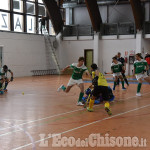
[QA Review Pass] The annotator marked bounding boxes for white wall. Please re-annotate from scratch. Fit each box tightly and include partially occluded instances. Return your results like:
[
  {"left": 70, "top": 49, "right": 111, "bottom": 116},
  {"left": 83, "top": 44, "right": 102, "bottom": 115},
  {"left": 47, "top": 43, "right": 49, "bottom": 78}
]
[
  {"left": 57, "top": 38, "right": 93, "bottom": 68},
  {"left": 0, "top": 31, "right": 55, "bottom": 77},
  {"left": 0, "top": 31, "right": 148, "bottom": 78},
  {"left": 100, "top": 38, "right": 136, "bottom": 74},
  {"left": 56, "top": 36, "right": 136, "bottom": 75},
  {"left": 142, "top": 39, "right": 150, "bottom": 54}
]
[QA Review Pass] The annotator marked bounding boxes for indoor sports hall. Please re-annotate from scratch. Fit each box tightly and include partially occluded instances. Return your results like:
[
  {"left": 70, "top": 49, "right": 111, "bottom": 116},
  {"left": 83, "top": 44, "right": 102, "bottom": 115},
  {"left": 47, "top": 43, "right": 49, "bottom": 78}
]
[{"left": 0, "top": 0, "right": 150, "bottom": 150}]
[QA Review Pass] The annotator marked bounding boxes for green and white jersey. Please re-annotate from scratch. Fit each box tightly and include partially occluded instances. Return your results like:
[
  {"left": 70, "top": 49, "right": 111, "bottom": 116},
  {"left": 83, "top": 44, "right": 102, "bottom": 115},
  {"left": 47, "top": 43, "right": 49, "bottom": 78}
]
[
  {"left": 70, "top": 63, "right": 87, "bottom": 80},
  {"left": 111, "top": 62, "right": 123, "bottom": 73},
  {"left": 0, "top": 68, "right": 11, "bottom": 77},
  {"left": 134, "top": 59, "right": 148, "bottom": 74}
]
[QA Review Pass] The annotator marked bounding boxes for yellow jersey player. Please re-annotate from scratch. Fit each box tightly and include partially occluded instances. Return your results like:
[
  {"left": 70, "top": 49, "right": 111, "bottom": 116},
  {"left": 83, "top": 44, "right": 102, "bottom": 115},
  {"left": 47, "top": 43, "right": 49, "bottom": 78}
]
[{"left": 87, "top": 63, "right": 112, "bottom": 116}]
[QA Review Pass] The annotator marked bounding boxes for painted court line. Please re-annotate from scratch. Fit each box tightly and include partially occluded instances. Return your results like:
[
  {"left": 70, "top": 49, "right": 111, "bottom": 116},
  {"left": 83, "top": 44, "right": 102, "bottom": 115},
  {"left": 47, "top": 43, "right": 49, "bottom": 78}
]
[
  {"left": 117, "top": 92, "right": 150, "bottom": 101},
  {"left": 12, "top": 103, "right": 150, "bottom": 150},
  {"left": 1, "top": 88, "right": 149, "bottom": 133},
  {"left": 0, "top": 92, "right": 150, "bottom": 137},
  {"left": 0, "top": 119, "right": 28, "bottom": 122},
  {"left": 2, "top": 91, "right": 148, "bottom": 132},
  {"left": 0, "top": 108, "right": 85, "bottom": 131},
  {"left": 3, "top": 121, "right": 36, "bottom": 150}
]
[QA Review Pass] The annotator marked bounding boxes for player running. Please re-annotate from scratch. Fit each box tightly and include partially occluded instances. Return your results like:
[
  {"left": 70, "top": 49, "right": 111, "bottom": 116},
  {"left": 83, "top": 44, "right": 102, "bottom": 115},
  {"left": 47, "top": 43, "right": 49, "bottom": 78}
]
[
  {"left": 133, "top": 53, "right": 150, "bottom": 96},
  {"left": 57, "top": 57, "right": 92, "bottom": 106}
]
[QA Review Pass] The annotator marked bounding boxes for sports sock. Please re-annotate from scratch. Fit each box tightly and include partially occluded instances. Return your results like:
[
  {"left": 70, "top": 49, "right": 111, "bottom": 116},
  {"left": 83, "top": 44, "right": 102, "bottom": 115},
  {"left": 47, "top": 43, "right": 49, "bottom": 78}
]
[
  {"left": 4, "top": 82, "right": 8, "bottom": 90},
  {"left": 104, "top": 102, "right": 110, "bottom": 109},
  {"left": 137, "top": 83, "right": 142, "bottom": 93},
  {"left": 121, "top": 81, "right": 125, "bottom": 88},
  {"left": 124, "top": 78, "right": 129, "bottom": 85},
  {"left": 61, "top": 85, "right": 66, "bottom": 91},
  {"left": 78, "top": 92, "right": 84, "bottom": 102},
  {"left": 89, "top": 99, "right": 95, "bottom": 109},
  {"left": 0, "top": 82, "right": 3, "bottom": 89},
  {"left": 113, "top": 81, "right": 116, "bottom": 90}
]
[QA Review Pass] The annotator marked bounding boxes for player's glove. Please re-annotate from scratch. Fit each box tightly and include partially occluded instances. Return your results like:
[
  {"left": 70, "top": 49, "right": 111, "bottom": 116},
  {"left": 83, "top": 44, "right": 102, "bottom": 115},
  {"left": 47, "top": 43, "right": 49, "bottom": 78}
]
[{"left": 10, "top": 77, "right": 13, "bottom": 81}]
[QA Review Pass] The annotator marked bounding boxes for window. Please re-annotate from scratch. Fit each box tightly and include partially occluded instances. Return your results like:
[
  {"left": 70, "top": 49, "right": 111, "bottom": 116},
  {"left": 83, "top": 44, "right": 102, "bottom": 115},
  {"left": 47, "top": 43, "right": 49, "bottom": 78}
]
[
  {"left": 49, "top": 20, "right": 55, "bottom": 35},
  {"left": 13, "top": 0, "right": 23, "bottom": 13},
  {"left": 0, "top": 12, "right": 10, "bottom": 31},
  {"left": 27, "top": 15, "right": 36, "bottom": 33},
  {"left": 26, "top": 2, "right": 35, "bottom": 15},
  {"left": 27, "top": 0, "right": 35, "bottom": 2},
  {"left": 0, "top": 0, "right": 55, "bottom": 35},
  {"left": 38, "top": 4, "right": 46, "bottom": 16},
  {"left": 38, "top": 0, "right": 43, "bottom": 4},
  {"left": 0, "top": 0, "right": 10, "bottom": 10},
  {"left": 38, "top": 18, "right": 42, "bottom": 34},
  {"left": 14, "top": 14, "right": 24, "bottom": 32}
]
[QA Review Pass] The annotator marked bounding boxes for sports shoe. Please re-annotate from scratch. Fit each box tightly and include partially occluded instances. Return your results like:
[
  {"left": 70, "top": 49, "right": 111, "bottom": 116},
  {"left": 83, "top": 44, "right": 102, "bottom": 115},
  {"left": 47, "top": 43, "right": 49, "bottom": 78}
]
[
  {"left": 105, "top": 107, "right": 112, "bottom": 116},
  {"left": 3, "top": 89, "right": 8, "bottom": 92},
  {"left": 136, "top": 93, "right": 141, "bottom": 96},
  {"left": 57, "top": 84, "right": 64, "bottom": 92},
  {"left": 87, "top": 107, "right": 94, "bottom": 112},
  {"left": 76, "top": 102, "right": 84, "bottom": 106},
  {"left": 122, "top": 87, "right": 126, "bottom": 90}
]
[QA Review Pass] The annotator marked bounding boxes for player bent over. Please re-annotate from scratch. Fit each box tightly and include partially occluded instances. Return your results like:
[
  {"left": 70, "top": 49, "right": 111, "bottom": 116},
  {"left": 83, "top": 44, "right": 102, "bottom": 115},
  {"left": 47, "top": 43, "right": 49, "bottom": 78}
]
[
  {"left": 133, "top": 53, "right": 150, "bottom": 96},
  {"left": 0, "top": 65, "right": 14, "bottom": 91},
  {"left": 87, "top": 63, "right": 112, "bottom": 116},
  {"left": 111, "top": 57, "right": 126, "bottom": 90},
  {"left": 57, "top": 57, "right": 92, "bottom": 106}
]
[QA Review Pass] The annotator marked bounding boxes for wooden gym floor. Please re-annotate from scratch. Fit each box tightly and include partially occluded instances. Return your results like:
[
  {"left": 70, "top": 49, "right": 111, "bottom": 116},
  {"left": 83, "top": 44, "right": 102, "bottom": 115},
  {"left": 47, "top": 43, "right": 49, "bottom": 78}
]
[{"left": 0, "top": 75, "right": 150, "bottom": 150}]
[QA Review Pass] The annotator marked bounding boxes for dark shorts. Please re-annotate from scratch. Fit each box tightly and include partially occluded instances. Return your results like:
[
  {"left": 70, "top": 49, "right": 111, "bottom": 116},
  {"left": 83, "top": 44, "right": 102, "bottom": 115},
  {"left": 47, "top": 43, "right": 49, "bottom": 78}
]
[{"left": 92, "top": 86, "right": 109, "bottom": 101}]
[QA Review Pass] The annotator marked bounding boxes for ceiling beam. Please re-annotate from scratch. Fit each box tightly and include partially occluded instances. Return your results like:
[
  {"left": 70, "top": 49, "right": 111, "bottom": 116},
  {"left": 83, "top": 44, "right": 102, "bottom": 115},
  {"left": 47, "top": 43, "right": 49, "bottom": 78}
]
[
  {"left": 42, "top": 0, "right": 64, "bottom": 34},
  {"left": 85, "top": 0, "right": 102, "bottom": 32},
  {"left": 129, "top": 0, "right": 144, "bottom": 30}
]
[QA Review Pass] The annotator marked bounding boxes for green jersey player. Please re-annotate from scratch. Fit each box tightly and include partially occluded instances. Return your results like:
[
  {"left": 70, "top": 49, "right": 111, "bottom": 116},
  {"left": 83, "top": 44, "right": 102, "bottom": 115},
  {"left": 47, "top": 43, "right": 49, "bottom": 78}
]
[
  {"left": 57, "top": 57, "right": 92, "bottom": 106},
  {"left": 133, "top": 53, "right": 150, "bottom": 96},
  {"left": 0, "top": 65, "right": 14, "bottom": 91},
  {"left": 111, "top": 56, "right": 126, "bottom": 90}
]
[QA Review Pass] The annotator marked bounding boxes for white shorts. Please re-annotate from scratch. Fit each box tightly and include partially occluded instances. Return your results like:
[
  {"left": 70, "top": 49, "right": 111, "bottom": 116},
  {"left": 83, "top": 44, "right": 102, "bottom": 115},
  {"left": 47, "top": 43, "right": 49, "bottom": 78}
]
[
  {"left": 67, "top": 77, "right": 83, "bottom": 87},
  {"left": 113, "top": 72, "right": 121, "bottom": 77},
  {"left": 135, "top": 73, "right": 148, "bottom": 81}
]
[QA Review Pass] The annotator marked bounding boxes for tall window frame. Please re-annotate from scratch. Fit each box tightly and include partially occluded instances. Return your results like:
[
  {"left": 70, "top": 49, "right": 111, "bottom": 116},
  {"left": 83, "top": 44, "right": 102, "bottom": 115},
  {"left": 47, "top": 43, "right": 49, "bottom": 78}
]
[{"left": 0, "top": 0, "right": 55, "bottom": 35}]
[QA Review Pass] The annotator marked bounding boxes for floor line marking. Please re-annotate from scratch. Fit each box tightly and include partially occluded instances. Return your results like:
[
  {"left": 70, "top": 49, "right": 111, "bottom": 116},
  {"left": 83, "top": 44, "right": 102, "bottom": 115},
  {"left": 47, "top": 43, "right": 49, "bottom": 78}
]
[
  {"left": 12, "top": 103, "right": 150, "bottom": 150},
  {"left": 0, "top": 108, "right": 85, "bottom": 131},
  {"left": 3, "top": 121, "right": 36, "bottom": 150},
  {"left": 117, "top": 92, "right": 150, "bottom": 101},
  {"left": 0, "top": 92, "right": 150, "bottom": 137}
]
